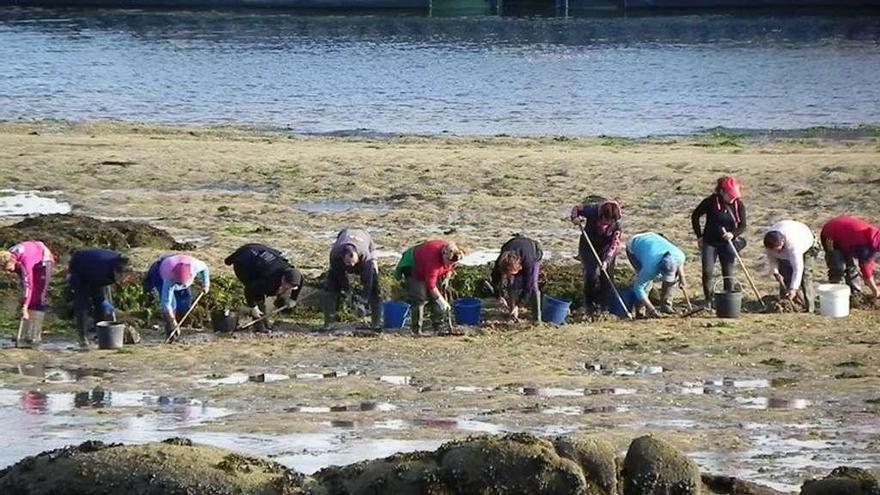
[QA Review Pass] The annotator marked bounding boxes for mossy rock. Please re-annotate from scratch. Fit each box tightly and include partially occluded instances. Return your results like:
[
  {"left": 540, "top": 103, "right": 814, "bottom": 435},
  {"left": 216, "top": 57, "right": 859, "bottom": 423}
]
[
  {"left": 553, "top": 434, "right": 619, "bottom": 495},
  {"left": 436, "top": 433, "right": 593, "bottom": 494},
  {"left": 0, "top": 439, "right": 314, "bottom": 495},
  {"left": 315, "top": 433, "right": 610, "bottom": 494},
  {"left": 800, "top": 466, "right": 880, "bottom": 495},
  {"left": 0, "top": 214, "right": 191, "bottom": 257},
  {"left": 701, "top": 473, "right": 785, "bottom": 495},
  {"left": 622, "top": 435, "right": 700, "bottom": 495},
  {"left": 315, "top": 450, "right": 449, "bottom": 495}
]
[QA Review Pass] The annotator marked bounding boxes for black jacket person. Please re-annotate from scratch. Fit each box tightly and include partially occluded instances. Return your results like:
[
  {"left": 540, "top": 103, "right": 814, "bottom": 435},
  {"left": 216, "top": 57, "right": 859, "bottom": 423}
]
[
  {"left": 224, "top": 244, "right": 302, "bottom": 331},
  {"left": 691, "top": 177, "right": 748, "bottom": 304},
  {"left": 67, "top": 248, "right": 131, "bottom": 347},
  {"left": 491, "top": 235, "right": 543, "bottom": 321},
  {"left": 324, "top": 229, "right": 381, "bottom": 329}
]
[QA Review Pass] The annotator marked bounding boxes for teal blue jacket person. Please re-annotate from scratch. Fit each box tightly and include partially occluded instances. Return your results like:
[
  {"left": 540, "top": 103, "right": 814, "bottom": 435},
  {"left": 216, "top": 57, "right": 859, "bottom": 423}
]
[{"left": 625, "top": 232, "right": 687, "bottom": 317}]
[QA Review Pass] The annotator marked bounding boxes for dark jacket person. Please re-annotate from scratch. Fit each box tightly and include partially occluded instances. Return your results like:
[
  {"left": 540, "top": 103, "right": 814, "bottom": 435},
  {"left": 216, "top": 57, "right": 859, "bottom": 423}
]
[
  {"left": 68, "top": 248, "right": 131, "bottom": 348},
  {"left": 225, "top": 244, "right": 302, "bottom": 331}
]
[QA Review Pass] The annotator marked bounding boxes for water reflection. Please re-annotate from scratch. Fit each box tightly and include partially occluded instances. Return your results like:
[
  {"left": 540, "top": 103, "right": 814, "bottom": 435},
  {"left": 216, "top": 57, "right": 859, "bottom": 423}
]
[{"left": 1, "top": 9, "right": 879, "bottom": 136}]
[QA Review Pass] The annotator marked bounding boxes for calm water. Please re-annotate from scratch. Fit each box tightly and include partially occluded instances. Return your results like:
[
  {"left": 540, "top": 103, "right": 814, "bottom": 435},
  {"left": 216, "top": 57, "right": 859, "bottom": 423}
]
[{"left": 2, "top": 8, "right": 880, "bottom": 136}]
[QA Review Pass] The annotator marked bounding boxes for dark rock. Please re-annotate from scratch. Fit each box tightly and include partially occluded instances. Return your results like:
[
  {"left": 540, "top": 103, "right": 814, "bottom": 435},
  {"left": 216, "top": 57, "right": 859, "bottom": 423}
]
[
  {"left": 801, "top": 466, "right": 879, "bottom": 495},
  {"left": 553, "top": 434, "right": 619, "bottom": 495},
  {"left": 702, "top": 473, "right": 785, "bottom": 494},
  {"left": 315, "top": 433, "right": 610, "bottom": 494},
  {"left": 437, "top": 433, "right": 595, "bottom": 494},
  {"left": 161, "top": 437, "right": 193, "bottom": 447},
  {"left": 622, "top": 435, "right": 700, "bottom": 495},
  {"left": 0, "top": 440, "right": 312, "bottom": 495}
]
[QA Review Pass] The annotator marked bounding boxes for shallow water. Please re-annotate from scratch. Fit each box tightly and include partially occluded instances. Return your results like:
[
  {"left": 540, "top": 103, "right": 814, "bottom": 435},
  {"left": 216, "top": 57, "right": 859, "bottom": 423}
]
[
  {"left": 2, "top": 9, "right": 880, "bottom": 136},
  {"left": 0, "top": 190, "right": 71, "bottom": 216}
]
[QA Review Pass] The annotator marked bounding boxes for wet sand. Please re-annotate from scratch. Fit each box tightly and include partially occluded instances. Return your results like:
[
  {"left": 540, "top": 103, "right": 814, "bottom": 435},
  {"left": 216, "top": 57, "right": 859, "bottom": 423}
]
[{"left": 0, "top": 121, "right": 879, "bottom": 490}]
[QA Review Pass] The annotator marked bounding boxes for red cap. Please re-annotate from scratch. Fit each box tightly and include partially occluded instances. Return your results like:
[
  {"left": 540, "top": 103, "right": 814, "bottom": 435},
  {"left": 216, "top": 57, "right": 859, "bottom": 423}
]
[{"left": 717, "top": 177, "right": 741, "bottom": 200}]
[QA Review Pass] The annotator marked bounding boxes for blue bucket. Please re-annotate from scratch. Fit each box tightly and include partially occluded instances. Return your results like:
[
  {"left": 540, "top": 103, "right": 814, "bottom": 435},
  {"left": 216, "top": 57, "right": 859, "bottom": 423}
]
[
  {"left": 541, "top": 295, "right": 571, "bottom": 325},
  {"left": 610, "top": 286, "right": 637, "bottom": 319},
  {"left": 453, "top": 298, "right": 482, "bottom": 326},
  {"left": 383, "top": 301, "right": 410, "bottom": 329}
]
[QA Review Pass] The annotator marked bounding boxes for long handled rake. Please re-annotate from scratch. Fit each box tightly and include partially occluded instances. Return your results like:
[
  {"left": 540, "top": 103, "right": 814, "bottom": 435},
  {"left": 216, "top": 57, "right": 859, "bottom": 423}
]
[
  {"left": 579, "top": 226, "right": 633, "bottom": 320},
  {"left": 164, "top": 291, "right": 205, "bottom": 344}
]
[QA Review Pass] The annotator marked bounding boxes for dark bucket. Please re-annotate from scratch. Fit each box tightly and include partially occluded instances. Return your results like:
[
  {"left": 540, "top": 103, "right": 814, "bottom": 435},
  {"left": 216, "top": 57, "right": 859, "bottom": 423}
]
[
  {"left": 211, "top": 309, "right": 239, "bottom": 333},
  {"left": 713, "top": 277, "right": 743, "bottom": 318},
  {"left": 96, "top": 321, "right": 125, "bottom": 350}
]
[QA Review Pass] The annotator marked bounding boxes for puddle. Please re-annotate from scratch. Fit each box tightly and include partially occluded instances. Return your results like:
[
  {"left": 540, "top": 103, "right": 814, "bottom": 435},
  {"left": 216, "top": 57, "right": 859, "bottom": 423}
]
[
  {"left": 3, "top": 364, "right": 110, "bottom": 383},
  {"left": 0, "top": 387, "right": 230, "bottom": 469},
  {"left": 287, "top": 402, "right": 397, "bottom": 413},
  {"left": 452, "top": 385, "right": 494, "bottom": 393},
  {"left": 296, "top": 200, "right": 390, "bottom": 214},
  {"left": 459, "top": 250, "right": 499, "bottom": 267},
  {"left": 667, "top": 382, "right": 726, "bottom": 395},
  {"left": 249, "top": 373, "right": 290, "bottom": 383},
  {"left": 721, "top": 378, "right": 770, "bottom": 389},
  {"left": 585, "top": 363, "right": 663, "bottom": 376},
  {"left": 586, "top": 387, "right": 637, "bottom": 396},
  {"left": 736, "top": 397, "right": 812, "bottom": 410},
  {"left": 379, "top": 375, "right": 412, "bottom": 386},
  {"left": 374, "top": 250, "right": 401, "bottom": 260},
  {"left": 520, "top": 387, "right": 584, "bottom": 397},
  {"left": 693, "top": 422, "right": 880, "bottom": 492},
  {"left": 0, "top": 339, "right": 80, "bottom": 351},
  {"left": 373, "top": 417, "right": 505, "bottom": 434},
  {"left": 0, "top": 190, "right": 71, "bottom": 216},
  {"left": 199, "top": 373, "right": 251, "bottom": 386}
]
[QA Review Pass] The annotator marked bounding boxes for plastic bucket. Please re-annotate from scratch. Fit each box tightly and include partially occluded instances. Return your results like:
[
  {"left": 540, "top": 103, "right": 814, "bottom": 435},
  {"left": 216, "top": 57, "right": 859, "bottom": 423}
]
[
  {"left": 817, "top": 283, "right": 850, "bottom": 317},
  {"left": 211, "top": 309, "right": 239, "bottom": 333},
  {"left": 541, "top": 295, "right": 571, "bottom": 325},
  {"left": 713, "top": 277, "right": 743, "bottom": 319},
  {"left": 610, "top": 286, "right": 637, "bottom": 319},
  {"left": 383, "top": 301, "right": 410, "bottom": 329},
  {"left": 96, "top": 321, "right": 125, "bottom": 350},
  {"left": 453, "top": 298, "right": 482, "bottom": 326}
]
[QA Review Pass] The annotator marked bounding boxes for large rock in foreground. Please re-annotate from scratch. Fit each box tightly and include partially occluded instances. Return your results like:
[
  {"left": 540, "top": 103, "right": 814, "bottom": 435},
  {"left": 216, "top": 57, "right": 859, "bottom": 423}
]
[
  {"left": 622, "top": 435, "right": 701, "bottom": 495},
  {"left": 0, "top": 438, "right": 312, "bottom": 495},
  {"left": 0, "top": 433, "right": 795, "bottom": 495},
  {"left": 800, "top": 466, "right": 880, "bottom": 495},
  {"left": 314, "top": 432, "right": 615, "bottom": 495}
]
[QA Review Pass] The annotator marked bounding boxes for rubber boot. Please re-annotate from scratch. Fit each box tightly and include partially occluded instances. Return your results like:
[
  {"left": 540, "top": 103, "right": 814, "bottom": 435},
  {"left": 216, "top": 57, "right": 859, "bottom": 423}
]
[
  {"left": 411, "top": 302, "right": 425, "bottom": 336},
  {"left": 658, "top": 282, "right": 676, "bottom": 314},
  {"left": 17, "top": 319, "right": 31, "bottom": 348},
  {"left": 28, "top": 311, "right": 45, "bottom": 345},
  {"left": 323, "top": 291, "right": 338, "bottom": 329}
]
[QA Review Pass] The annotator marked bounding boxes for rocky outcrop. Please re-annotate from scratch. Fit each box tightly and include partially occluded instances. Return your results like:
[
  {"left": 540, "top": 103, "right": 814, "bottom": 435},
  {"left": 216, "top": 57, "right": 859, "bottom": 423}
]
[
  {"left": 0, "top": 438, "right": 314, "bottom": 495},
  {"left": 622, "top": 435, "right": 701, "bottom": 495},
  {"left": 800, "top": 466, "right": 879, "bottom": 495}
]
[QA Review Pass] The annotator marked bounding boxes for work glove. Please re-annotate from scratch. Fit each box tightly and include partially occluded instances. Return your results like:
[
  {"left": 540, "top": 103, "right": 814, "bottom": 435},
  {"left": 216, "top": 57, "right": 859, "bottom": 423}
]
[
  {"left": 249, "top": 306, "right": 263, "bottom": 319},
  {"left": 274, "top": 296, "right": 295, "bottom": 310},
  {"left": 100, "top": 300, "right": 115, "bottom": 314},
  {"left": 435, "top": 296, "right": 451, "bottom": 314}
]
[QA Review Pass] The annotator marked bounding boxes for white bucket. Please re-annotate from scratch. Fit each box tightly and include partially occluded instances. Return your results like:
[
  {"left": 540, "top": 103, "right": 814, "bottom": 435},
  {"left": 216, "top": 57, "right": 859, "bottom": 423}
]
[{"left": 816, "top": 283, "right": 851, "bottom": 317}]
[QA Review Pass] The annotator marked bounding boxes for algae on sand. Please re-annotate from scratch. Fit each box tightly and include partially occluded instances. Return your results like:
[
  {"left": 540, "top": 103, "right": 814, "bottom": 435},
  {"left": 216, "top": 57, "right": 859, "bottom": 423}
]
[{"left": 0, "top": 214, "right": 192, "bottom": 256}]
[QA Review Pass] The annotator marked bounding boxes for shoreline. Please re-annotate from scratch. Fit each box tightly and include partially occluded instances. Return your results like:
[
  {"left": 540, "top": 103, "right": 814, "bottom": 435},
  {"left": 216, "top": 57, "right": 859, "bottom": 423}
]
[{"left": 5, "top": 118, "right": 880, "bottom": 142}]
